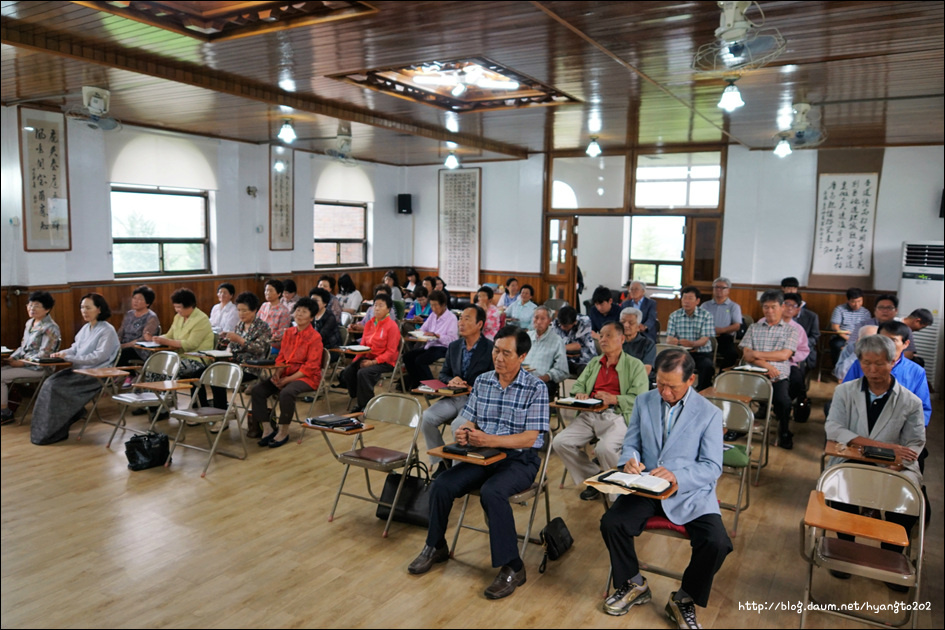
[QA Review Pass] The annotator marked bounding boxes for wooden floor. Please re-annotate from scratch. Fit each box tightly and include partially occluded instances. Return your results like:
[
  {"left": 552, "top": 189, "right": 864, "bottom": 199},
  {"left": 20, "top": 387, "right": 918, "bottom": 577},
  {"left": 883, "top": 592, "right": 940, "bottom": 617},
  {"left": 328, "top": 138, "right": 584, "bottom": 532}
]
[{"left": 2, "top": 380, "right": 942, "bottom": 629}]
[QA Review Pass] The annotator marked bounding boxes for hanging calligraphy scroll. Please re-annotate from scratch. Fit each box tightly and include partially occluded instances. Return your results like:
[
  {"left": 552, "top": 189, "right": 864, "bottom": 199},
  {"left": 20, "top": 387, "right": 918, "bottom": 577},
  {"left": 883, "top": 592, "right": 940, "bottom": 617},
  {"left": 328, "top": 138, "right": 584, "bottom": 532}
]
[
  {"left": 19, "top": 108, "right": 71, "bottom": 251},
  {"left": 811, "top": 173, "right": 878, "bottom": 277},
  {"left": 269, "top": 145, "right": 294, "bottom": 250},
  {"left": 438, "top": 168, "right": 481, "bottom": 292}
]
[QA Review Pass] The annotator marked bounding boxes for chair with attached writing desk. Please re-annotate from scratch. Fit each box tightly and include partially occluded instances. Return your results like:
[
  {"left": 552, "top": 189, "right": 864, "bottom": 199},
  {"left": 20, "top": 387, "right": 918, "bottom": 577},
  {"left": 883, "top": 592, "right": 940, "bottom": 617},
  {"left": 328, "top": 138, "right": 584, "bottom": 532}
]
[
  {"left": 378, "top": 335, "right": 407, "bottom": 394},
  {"left": 713, "top": 370, "right": 772, "bottom": 485},
  {"left": 166, "top": 362, "right": 246, "bottom": 477},
  {"left": 106, "top": 351, "right": 181, "bottom": 448},
  {"left": 799, "top": 463, "right": 924, "bottom": 629},
  {"left": 449, "top": 433, "right": 553, "bottom": 566},
  {"left": 326, "top": 393, "right": 423, "bottom": 537},
  {"left": 705, "top": 396, "right": 753, "bottom": 537}
]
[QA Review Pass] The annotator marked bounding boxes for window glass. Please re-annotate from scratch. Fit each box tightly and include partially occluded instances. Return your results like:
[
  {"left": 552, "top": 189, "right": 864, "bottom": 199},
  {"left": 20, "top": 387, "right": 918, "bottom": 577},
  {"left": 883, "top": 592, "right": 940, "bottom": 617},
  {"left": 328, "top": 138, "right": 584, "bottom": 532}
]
[
  {"left": 314, "top": 201, "right": 367, "bottom": 267},
  {"left": 634, "top": 151, "right": 721, "bottom": 208}
]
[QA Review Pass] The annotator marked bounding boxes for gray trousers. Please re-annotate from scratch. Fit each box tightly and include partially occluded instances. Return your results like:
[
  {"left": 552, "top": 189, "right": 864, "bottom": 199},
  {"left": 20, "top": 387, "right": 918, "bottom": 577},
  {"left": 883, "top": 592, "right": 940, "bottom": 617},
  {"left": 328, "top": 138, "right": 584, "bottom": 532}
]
[
  {"left": 1, "top": 366, "right": 44, "bottom": 408},
  {"left": 553, "top": 409, "right": 627, "bottom": 485},
  {"left": 421, "top": 395, "right": 471, "bottom": 467}
]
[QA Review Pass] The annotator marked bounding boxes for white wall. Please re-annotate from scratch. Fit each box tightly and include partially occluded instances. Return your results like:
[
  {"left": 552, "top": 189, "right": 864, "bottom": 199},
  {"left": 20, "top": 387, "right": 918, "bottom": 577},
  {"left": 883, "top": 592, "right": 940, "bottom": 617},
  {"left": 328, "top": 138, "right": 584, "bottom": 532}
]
[
  {"left": 721, "top": 145, "right": 943, "bottom": 290},
  {"left": 576, "top": 215, "right": 626, "bottom": 290},
  {"left": 401, "top": 154, "right": 545, "bottom": 274}
]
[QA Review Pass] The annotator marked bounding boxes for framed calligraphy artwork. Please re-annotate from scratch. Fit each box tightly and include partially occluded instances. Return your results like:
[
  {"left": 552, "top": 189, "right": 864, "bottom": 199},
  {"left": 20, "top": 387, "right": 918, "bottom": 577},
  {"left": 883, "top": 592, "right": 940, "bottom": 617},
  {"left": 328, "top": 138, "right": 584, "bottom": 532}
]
[
  {"left": 19, "top": 108, "right": 71, "bottom": 251},
  {"left": 269, "top": 145, "right": 294, "bottom": 250},
  {"left": 811, "top": 173, "right": 878, "bottom": 277},
  {"left": 438, "top": 168, "right": 481, "bottom": 292}
]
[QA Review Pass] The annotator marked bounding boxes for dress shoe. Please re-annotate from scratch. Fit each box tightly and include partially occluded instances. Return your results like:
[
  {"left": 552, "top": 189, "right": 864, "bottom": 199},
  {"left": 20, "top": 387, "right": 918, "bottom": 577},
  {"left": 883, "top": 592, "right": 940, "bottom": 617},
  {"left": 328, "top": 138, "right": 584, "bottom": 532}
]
[
  {"left": 830, "top": 570, "right": 851, "bottom": 579},
  {"left": 886, "top": 582, "right": 909, "bottom": 593},
  {"left": 257, "top": 431, "right": 277, "bottom": 447},
  {"left": 246, "top": 424, "right": 262, "bottom": 439},
  {"left": 268, "top": 434, "right": 290, "bottom": 448},
  {"left": 778, "top": 434, "right": 794, "bottom": 450},
  {"left": 408, "top": 545, "right": 449, "bottom": 575},
  {"left": 723, "top": 430, "right": 745, "bottom": 442},
  {"left": 484, "top": 565, "right": 526, "bottom": 599},
  {"left": 131, "top": 407, "right": 148, "bottom": 416},
  {"left": 0, "top": 409, "right": 14, "bottom": 425},
  {"left": 580, "top": 486, "right": 601, "bottom": 501},
  {"left": 603, "top": 578, "right": 651, "bottom": 616}
]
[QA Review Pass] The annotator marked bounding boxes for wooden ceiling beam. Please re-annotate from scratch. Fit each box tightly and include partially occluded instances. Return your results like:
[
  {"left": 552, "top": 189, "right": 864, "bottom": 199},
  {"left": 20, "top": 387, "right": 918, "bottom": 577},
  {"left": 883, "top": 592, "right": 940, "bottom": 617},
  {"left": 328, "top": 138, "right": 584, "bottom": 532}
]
[{"left": 0, "top": 18, "right": 530, "bottom": 159}]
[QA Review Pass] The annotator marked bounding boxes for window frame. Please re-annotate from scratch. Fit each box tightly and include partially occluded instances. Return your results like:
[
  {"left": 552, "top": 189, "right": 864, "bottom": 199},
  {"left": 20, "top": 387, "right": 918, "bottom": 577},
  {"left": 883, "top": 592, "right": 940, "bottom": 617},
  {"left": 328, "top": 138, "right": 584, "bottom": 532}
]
[
  {"left": 110, "top": 185, "right": 210, "bottom": 277},
  {"left": 313, "top": 200, "right": 368, "bottom": 268}
]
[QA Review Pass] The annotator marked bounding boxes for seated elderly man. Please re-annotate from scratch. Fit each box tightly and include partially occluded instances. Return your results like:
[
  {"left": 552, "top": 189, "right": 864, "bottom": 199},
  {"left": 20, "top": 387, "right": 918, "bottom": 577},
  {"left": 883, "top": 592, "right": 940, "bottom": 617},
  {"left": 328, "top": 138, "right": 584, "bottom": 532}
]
[
  {"left": 524, "top": 306, "right": 569, "bottom": 402},
  {"left": 620, "top": 307, "right": 656, "bottom": 376},
  {"left": 600, "top": 348, "right": 732, "bottom": 626},
  {"left": 554, "top": 321, "right": 648, "bottom": 501},
  {"left": 551, "top": 305, "right": 596, "bottom": 375},
  {"left": 403, "top": 290, "right": 457, "bottom": 390},
  {"left": 780, "top": 293, "right": 810, "bottom": 420},
  {"left": 421, "top": 306, "right": 494, "bottom": 475},
  {"left": 739, "top": 290, "right": 799, "bottom": 449},
  {"left": 700, "top": 276, "right": 742, "bottom": 369},
  {"left": 408, "top": 327, "right": 549, "bottom": 600},
  {"left": 666, "top": 286, "right": 715, "bottom": 391},
  {"left": 619, "top": 280, "right": 658, "bottom": 342},
  {"left": 825, "top": 334, "right": 925, "bottom": 573}
]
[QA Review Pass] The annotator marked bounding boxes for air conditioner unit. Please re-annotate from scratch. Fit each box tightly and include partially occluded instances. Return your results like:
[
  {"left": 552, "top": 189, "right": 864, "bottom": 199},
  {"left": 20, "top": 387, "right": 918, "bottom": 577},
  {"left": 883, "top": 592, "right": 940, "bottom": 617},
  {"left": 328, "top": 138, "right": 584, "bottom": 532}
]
[{"left": 898, "top": 241, "right": 944, "bottom": 396}]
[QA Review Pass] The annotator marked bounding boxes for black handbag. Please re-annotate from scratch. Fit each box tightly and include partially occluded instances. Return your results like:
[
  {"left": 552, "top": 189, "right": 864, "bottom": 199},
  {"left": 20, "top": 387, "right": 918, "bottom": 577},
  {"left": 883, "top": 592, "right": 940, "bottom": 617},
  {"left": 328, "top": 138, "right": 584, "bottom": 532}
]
[
  {"left": 538, "top": 516, "right": 573, "bottom": 573},
  {"left": 125, "top": 431, "right": 169, "bottom": 471},
  {"left": 375, "top": 461, "right": 432, "bottom": 528}
]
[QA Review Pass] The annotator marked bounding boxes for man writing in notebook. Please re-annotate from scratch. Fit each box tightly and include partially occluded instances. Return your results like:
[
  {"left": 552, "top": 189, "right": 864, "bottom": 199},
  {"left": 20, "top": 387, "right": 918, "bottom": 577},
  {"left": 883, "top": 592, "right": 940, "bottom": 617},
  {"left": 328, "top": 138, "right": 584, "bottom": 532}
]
[
  {"left": 600, "top": 348, "right": 731, "bottom": 629},
  {"left": 408, "top": 326, "right": 549, "bottom": 600}
]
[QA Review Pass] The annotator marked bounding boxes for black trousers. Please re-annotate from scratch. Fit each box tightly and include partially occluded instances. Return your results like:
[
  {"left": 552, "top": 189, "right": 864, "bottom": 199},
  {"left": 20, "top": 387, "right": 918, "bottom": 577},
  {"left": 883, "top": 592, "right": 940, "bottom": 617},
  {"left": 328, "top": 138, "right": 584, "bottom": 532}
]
[
  {"left": 600, "top": 495, "right": 732, "bottom": 608},
  {"left": 715, "top": 334, "right": 738, "bottom": 370},
  {"left": 340, "top": 361, "right": 393, "bottom": 407},
  {"left": 426, "top": 449, "right": 540, "bottom": 568},
  {"left": 830, "top": 500, "right": 917, "bottom": 554},
  {"left": 403, "top": 346, "right": 447, "bottom": 390},
  {"left": 692, "top": 353, "right": 714, "bottom": 391},
  {"left": 772, "top": 378, "right": 791, "bottom": 437},
  {"left": 788, "top": 364, "right": 807, "bottom": 401}
]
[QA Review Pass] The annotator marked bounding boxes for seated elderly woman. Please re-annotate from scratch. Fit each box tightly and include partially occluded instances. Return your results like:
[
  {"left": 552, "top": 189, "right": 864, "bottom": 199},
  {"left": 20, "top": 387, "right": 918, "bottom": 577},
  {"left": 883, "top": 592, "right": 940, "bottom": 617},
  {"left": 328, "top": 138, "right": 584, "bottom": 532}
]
[
  {"left": 403, "top": 286, "right": 432, "bottom": 329},
  {"left": 258, "top": 279, "right": 291, "bottom": 352},
  {"left": 250, "top": 297, "right": 324, "bottom": 447},
  {"left": 116, "top": 285, "right": 161, "bottom": 367},
  {"left": 30, "top": 293, "right": 119, "bottom": 444},
  {"left": 476, "top": 286, "right": 501, "bottom": 340},
  {"left": 210, "top": 291, "right": 272, "bottom": 411},
  {"left": 504, "top": 283, "right": 537, "bottom": 331},
  {"left": 146, "top": 288, "right": 215, "bottom": 403},
  {"left": 1, "top": 291, "right": 61, "bottom": 423},
  {"left": 209, "top": 282, "right": 239, "bottom": 334},
  {"left": 338, "top": 273, "right": 363, "bottom": 315},
  {"left": 280, "top": 278, "right": 299, "bottom": 313},
  {"left": 403, "top": 267, "right": 420, "bottom": 299},
  {"left": 825, "top": 333, "right": 925, "bottom": 571},
  {"left": 309, "top": 287, "right": 341, "bottom": 350},
  {"left": 383, "top": 270, "right": 404, "bottom": 302}
]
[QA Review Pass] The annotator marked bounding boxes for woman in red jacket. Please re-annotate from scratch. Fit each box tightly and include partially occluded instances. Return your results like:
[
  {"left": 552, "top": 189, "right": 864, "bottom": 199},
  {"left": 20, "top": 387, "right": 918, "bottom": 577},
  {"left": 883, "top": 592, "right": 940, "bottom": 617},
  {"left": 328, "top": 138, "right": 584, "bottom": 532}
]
[
  {"left": 250, "top": 297, "right": 323, "bottom": 447},
  {"left": 341, "top": 293, "right": 401, "bottom": 412}
]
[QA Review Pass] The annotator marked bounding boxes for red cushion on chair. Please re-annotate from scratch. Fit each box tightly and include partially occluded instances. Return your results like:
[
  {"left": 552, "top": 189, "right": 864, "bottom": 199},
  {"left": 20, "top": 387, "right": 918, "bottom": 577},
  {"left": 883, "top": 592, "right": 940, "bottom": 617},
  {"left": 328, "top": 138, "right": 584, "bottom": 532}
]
[
  {"left": 342, "top": 446, "right": 406, "bottom": 464},
  {"left": 644, "top": 516, "right": 689, "bottom": 537}
]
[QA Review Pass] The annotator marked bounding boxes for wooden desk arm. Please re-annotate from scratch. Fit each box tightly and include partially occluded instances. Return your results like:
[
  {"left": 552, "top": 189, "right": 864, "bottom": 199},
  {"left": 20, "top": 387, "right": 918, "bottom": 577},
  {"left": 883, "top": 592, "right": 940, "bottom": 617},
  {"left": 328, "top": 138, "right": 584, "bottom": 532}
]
[{"left": 803, "top": 490, "right": 908, "bottom": 547}]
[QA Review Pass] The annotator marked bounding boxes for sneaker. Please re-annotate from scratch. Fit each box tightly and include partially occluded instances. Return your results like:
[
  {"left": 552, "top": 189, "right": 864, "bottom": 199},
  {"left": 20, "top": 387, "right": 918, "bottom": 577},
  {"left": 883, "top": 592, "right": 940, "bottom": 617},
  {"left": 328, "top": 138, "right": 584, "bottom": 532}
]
[
  {"left": 665, "top": 592, "right": 702, "bottom": 629},
  {"left": 603, "top": 579, "right": 651, "bottom": 616}
]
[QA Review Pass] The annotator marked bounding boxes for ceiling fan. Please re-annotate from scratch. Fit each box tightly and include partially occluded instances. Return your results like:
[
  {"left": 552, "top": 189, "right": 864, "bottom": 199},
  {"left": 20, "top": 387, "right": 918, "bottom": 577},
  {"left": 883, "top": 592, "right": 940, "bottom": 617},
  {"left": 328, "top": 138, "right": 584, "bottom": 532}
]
[
  {"left": 692, "top": 1, "right": 787, "bottom": 73},
  {"left": 773, "top": 102, "right": 828, "bottom": 155},
  {"left": 65, "top": 86, "right": 121, "bottom": 131}
]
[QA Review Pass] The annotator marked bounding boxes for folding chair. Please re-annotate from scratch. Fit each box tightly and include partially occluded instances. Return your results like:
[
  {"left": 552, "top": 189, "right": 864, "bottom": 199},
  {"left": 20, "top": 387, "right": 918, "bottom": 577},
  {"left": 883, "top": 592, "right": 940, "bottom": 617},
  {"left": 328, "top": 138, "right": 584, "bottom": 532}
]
[
  {"left": 705, "top": 396, "right": 753, "bottom": 537},
  {"left": 712, "top": 370, "right": 773, "bottom": 484},
  {"left": 799, "top": 463, "right": 925, "bottom": 629},
  {"left": 75, "top": 352, "right": 126, "bottom": 440},
  {"left": 654, "top": 343, "right": 676, "bottom": 356},
  {"left": 293, "top": 349, "right": 333, "bottom": 442},
  {"left": 603, "top": 516, "right": 690, "bottom": 596},
  {"left": 380, "top": 336, "right": 407, "bottom": 393},
  {"left": 325, "top": 393, "right": 423, "bottom": 537},
  {"left": 449, "top": 434, "right": 553, "bottom": 564},
  {"left": 8, "top": 368, "right": 49, "bottom": 424},
  {"left": 106, "top": 351, "right": 181, "bottom": 448},
  {"left": 166, "top": 362, "right": 247, "bottom": 477}
]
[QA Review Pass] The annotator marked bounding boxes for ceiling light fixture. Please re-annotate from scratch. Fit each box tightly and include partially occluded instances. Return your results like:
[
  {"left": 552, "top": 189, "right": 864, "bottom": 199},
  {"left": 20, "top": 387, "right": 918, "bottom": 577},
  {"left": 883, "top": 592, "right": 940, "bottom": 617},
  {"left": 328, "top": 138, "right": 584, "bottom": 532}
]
[
  {"left": 277, "top": 119, "right": 297, "bottom": 144},
  {"left": 717, "top": 79, "right": 745, "bottom": 113},
  {"left": 444, "top": 152, "right": 460, "bottom": 169},
  {"left": 773, "top": 136, "right": 792, "bottom": 158},
  {"left": 585, "top": 136, "right": 602, "bottom": 158}
]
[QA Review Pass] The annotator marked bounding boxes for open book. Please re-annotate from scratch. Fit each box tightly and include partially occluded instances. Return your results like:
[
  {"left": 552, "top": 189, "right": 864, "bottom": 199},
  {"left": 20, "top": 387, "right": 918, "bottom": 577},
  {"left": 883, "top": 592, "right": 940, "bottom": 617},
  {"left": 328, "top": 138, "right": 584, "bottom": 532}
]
[
  {"left": 734, "top": 364, "right": 768, "bottom": 373},
  {"left": 555, "top": 397, "right": 603, "bottom": 408},
  {"left": 597, "top": 470, "right": 670, "bottom": 494}
]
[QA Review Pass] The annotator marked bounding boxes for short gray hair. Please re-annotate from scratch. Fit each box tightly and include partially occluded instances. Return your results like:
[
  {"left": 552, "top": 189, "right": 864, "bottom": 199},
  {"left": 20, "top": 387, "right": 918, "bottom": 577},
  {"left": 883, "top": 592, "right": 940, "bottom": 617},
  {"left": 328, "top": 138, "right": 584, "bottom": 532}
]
[
  {"left": 630, "top": 280, "right": 647, "bottom": 291},
  {"left": 759, "top": 289, "right": 784, "bottom": 305},
  {"left": 533, "top": 305, "right": 552, "bottom": 318},
  {"left": 713, "top": 277, "right": 731, "bottom": 288},
  {"left": 855, "top": 334, "right": 896, "bottom": 362},
  {"left": 620, "top": 307, "right": 642, "bottom": 322}
]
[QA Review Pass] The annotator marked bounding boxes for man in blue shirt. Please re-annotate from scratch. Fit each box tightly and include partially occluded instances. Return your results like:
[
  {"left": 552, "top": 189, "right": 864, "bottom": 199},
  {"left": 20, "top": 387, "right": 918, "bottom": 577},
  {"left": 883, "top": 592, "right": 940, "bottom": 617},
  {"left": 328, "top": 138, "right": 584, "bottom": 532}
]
[{"left": 408, "top": 326, "right": 550, "bottom": 600}]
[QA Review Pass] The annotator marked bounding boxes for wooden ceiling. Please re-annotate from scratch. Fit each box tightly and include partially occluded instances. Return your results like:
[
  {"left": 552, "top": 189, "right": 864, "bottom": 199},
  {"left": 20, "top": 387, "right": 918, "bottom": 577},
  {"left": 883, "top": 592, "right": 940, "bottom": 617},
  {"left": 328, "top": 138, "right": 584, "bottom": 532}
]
[{"left": 2, "top": 1, "right": 942, "bottom": 166}]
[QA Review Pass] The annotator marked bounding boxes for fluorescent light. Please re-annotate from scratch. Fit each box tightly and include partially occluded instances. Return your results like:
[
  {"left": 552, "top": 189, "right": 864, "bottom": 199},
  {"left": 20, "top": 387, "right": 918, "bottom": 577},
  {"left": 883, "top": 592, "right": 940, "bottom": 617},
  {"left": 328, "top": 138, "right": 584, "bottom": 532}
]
[
  {"left": 273, "top": 160, "right": 286, "bottom": 172},
  {"left": 444, "top": 152, "right": 460, "bottom": 169},
  {"left": 585, "top": 137, "right": 602, "bottom": 158},
  {"left": 588, "top": 112, "right": 602, "bottom": 134},
  {"left": 277, "top": 119, "right": 296, "bottom": 144},
  {"left": 774, "top": 138, "right": 792, "bottom": 158},
  {"left": 451, "top": 83, "right": 467, "bottom": 97},
  {"left": 717, "top": 82, "right": 745, "bottom": 113}
]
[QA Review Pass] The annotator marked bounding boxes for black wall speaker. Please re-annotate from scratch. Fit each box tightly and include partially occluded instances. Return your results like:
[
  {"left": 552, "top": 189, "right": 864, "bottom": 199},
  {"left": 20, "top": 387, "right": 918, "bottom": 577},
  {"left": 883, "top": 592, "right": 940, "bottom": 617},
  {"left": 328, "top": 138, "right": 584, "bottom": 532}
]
[{"left": 397, "top": 193, "right": 413, "bottom": 215}]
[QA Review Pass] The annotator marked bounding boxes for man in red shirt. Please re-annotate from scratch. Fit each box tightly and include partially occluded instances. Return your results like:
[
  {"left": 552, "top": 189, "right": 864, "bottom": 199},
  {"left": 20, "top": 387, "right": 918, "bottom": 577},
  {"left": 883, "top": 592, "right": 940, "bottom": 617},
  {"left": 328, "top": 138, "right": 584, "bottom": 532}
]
[{"left": 341, "top": 293, "right": 401, "bottom": 412}]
